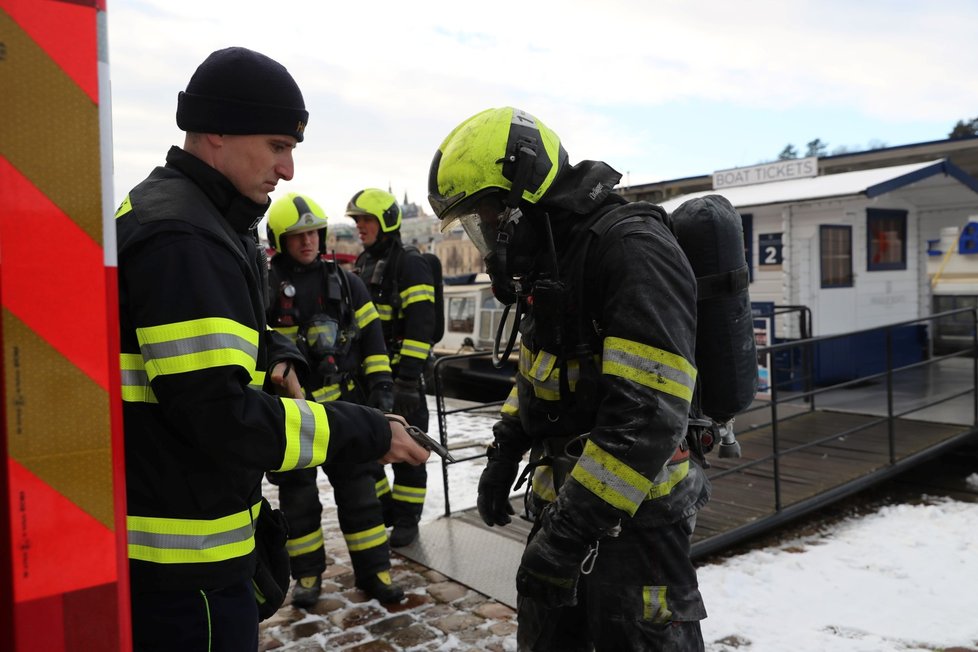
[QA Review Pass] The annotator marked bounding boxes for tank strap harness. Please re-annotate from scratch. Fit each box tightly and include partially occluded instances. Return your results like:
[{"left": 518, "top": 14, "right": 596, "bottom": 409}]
[
  {"left": 271, "top": 261, "right": 360, "bottom": 389},
  {"left": 571, "top": 199, "right": 749, "bottom": 468}
]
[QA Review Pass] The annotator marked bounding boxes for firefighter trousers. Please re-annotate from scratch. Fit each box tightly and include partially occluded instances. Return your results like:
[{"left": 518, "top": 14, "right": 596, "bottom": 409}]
[
  {"left": 516, "top": 512, "right": 706, "bottom": 652},
  {"left": 375, "top": 398, "right": 429, "bottom": 527},
  {"left": 267, "top": 460, "right": 392, "bottom": 580},
  {"left": 130, "top": 580, "right": 258, "bottom": 652}
]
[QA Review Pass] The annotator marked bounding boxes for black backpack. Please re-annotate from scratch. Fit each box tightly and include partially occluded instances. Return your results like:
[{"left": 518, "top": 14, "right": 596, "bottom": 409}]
[
  {"left": 357, "top": 244, "right": 445, "bottom": 345},
  {"left": 417, "top": 249, "right": 444, "bottom": 344}
]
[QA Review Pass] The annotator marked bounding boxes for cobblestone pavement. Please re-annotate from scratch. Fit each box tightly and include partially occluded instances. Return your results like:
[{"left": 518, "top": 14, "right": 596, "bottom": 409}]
[{"left": 259, "top": 482, "right": 517, "bottom": 652}]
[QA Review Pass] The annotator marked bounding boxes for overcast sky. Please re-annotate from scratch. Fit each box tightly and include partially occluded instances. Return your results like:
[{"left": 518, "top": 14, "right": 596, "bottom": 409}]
[{"left": 107, "top": 0, "right": 978, "bottom": 219}]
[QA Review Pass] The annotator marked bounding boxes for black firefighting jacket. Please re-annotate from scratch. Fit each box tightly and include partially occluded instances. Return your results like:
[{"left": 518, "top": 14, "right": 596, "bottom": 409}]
[
  {"left": 354, "top": 237, "right": 436, "bottom": 381},
  {"left": 267, "top": 253, "right": 392, "bottom": 403},
  {"left": 495, "top": 159, "right": 709, "bottom": 529},
  {"left": 116, "top": 147, "right": 391, "bottom": 592}
]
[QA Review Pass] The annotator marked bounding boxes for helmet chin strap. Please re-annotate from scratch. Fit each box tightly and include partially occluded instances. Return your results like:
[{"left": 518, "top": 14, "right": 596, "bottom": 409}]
[{"left": 487, "top": 140, "right": 561, "bottom": 366}]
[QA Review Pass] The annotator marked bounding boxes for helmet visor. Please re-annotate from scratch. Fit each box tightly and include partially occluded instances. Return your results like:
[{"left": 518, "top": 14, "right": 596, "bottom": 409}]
[
  {"left": 441, "top": 192, "right": 509, "bottom": 258},
  {"left": 457, "top": 211, "right": 501, "bottom": 258}
]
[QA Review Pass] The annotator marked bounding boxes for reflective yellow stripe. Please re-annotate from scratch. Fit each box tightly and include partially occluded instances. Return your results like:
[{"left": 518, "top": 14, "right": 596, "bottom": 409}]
[
  {"left": 376, "top": 303, "right": 393, "bottom": 321},
  {"left": 136, "top": 317, "right": 259, "bottom": 381},
  {"left": 128, "top": 502, "right": 261, "bottom": 564},
  {"left": 356, "top": 302, "right": 380, "bottom": 328},
  {"left": 399, "top": 283, "right": 435, "bottom": 309},
  {"left": 531, "top": 466, "right": 557, "bottom": 502},
  {"left": 647, "top": 460, "right": 690, "bottom": 500},
  {"left": 392, "top": 483, "right": 426, "bottom": 504},
  {"left": 571, "top": 440, "right": 654, "bottom": 516},
  {"left": 362, "top": 354, "right": 392, "bottom": 376},
  {"left": 399, "top": 338, "right": 431, "bottom": 361},
  {"left": 643, "top": 585, "right": 672, "bottom": 623},
  {"left": 121, "top": 353, "right": 264, "bottom": 400},
  {"left": 273, "top": 325, "right": 300, "bottom": 343},
  {"left": 518, "top": 345, "right": 590, "bottom": 401},
  {"left": 602, "top": 336, "right": 696, "bottom": 403},
  {"left": 286, "top": 528, "right": 324, "bottom": 558},
  {"left": 501, "top": 385, "right": 519, "bottom": 416},
  {"left": 312, "top": 383, "right": 341, "bottom": 403},
  {"left": 375, "top": 476, "right": 391, "bottom": 498},
  {"left": 343, "top": 524, "right": 388, "bottom": 552},
  {"left": 275, "top": 398, "right": 329, "bottom": 471},
  {"left": 120, "top": 353, "right": 157, "bottom": 403},
  {"left": 528, "top": 348, "right": 556, "bottom": 382}
]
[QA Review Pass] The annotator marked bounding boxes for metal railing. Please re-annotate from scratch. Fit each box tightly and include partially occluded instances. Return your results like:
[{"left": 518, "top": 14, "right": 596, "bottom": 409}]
[
  {"left": 694, "top": 306, "right": 978, "bottom": 557},
  {"left": 431, "top": 309, "right": 978, "bottom": 541},
  {"left": 431, "top": 351, "right": 508, "bottom": 516}
]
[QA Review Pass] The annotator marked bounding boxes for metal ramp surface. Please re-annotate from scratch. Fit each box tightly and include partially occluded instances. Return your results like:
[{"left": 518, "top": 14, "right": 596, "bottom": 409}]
[{"left": 395, "top": 501, "right": 529, "bottom": 608}]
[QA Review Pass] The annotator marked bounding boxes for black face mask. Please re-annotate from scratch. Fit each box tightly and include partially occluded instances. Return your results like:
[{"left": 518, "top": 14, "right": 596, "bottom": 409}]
[{"left": 484, "top": 208, "right": 541, "bottom": 306}]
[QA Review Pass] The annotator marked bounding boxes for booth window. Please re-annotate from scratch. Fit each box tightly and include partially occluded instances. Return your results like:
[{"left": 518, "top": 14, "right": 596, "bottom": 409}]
[
  {"left": 820, "top": 225, "right": 853, "bottom": 288},
  {"left": 866, "top": 208, "right": 907, "bottom": 271}
]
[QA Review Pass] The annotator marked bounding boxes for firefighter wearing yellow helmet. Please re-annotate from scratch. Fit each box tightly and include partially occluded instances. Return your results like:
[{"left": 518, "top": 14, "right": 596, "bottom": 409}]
[
  {"left": 429, "top": 107, "right": 710, "bottom": 651},
  {"left": 265, "top": 192, "right": 406, "bottom": 605},
  {"left": 349, "top": 188, "right": 438, "bottom": 547}
]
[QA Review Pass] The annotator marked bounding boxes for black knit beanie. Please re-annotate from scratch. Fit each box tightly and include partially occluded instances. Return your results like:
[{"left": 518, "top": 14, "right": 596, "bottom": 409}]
[{"left": 176, "top": 47, "right": 308, "bottom": 142}]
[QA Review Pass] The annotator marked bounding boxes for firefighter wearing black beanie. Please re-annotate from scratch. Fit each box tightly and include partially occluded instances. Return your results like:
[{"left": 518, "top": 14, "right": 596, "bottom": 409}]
[
  {"left": 176, "top": 46, "right": 308, "bottom": 141},
  {"left": 117, "top": 45, "right": 432, "bottom": 651}
]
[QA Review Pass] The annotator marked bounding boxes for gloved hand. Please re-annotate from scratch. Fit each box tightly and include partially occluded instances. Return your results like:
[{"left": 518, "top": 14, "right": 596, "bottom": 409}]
[
  {"left": 392, "top": 376, "right": 421, "bottom": 417},
  {"left": 367, "top": 382, "right": 394, "bottom": 412},
  {"left": 477, "top": 443, "right": 521, "bottom": 526},
  {"left": 516, "top": 501, "right": 591, "bottom": 608}
]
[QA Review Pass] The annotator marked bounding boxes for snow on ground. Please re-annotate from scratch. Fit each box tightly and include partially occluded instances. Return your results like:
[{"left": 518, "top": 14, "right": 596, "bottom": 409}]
[
  {"left": 967, "top": 472, "right": 978, "bottom": 491},
  {"left": 419, "top": 397, "right": 978, "bottom": 651}
]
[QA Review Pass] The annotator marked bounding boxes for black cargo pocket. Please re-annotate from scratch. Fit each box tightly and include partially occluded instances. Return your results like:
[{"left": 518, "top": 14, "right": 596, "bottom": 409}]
[{"left": 596, "top": 580, "right": 707, "bottom": 626}]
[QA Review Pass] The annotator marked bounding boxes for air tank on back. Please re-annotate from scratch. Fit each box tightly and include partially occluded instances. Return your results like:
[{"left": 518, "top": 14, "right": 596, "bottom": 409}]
[{"left": 671, "top": 194, "right": 758, "bottom": 453}]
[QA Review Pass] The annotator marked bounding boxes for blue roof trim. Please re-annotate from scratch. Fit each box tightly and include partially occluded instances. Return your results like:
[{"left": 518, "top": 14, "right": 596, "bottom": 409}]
[{"left": 865, "top": 160, "right": 978, "bottom": 198}]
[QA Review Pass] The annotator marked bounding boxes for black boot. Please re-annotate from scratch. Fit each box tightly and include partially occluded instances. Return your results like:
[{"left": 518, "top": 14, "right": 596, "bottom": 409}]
[
  {"left": 355, "top": 570, "right": 405, "bottom": 604},
  {"left": 291, "top": 575, "right": 322, "bottom": 609},
  {"left": 389, "top": 522, "right": 419, "bottom": 547}
]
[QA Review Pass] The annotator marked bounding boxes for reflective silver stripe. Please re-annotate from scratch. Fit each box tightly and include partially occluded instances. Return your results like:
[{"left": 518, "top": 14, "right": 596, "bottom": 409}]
[
  {"left": 128, "top": 521, "right": 253, "bottom": 551},
  {"left": 120, "top": 364, "right": 157, "bottom": 403},
  {"left": 574, "top": 451, "right": 649, "bottom": 511},
  {"left": 501, "top": 386, "right": 519, "bottom": 416},
  {"left": 356, "top": 302, "right": 379, "bottom": 328},
  {"left": 529, "top": 350, "right": 557, "bottom": 381},
  {"left": 400, "top": 284, "right": 435, "bottom": 307},
  {"left": 362, "top": 354, "right": 391, "bottom": 375},
  {"left": 400, "top": 339, "right": 431, "bottom": 360},
  {"left": 344, "top": 525, "right": 388, "bottom": 552},
  {"left": 141, "top": 333, "right": 258, "bottom": 362},
  {"left": 602, "top": 337, "right": 696, "bottom": 402},
  {"left": 294, "top": 400, "right": 318, "bottom": 468},
  {"left": 312, "top": 384, "right": 341, "bottom": 403}
]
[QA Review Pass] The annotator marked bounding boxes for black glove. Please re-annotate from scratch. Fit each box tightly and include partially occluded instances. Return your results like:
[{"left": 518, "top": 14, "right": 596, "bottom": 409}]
[
  {"left": 477, "top": 443, "right": 521, "bottom": 526},
  {"left": 516, "top": 479, "right": 622, "bottom": 608},
  {"left": 392, "top": 376, "right": 421, "bottom": 417},
  {"left": 367, "top": 382, "right": 394, "bottom": 412},
  {"left": 253, "top": 498, "right": 291, "bottom": 621},
  {"left": 516, "top": 501, "right": 590, "bottom": 608}
]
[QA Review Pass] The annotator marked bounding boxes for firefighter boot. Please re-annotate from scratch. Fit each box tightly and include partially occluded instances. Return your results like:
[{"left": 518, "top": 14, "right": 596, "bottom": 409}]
[
  {"left": 356, "top": 570, "right": 405, "bottom": 604},
  {"left": 389, "top": 522, "right": 419, "bottom": 547},
  {"left": 291, "top": 575, "right": 322, "bottom": 609}
]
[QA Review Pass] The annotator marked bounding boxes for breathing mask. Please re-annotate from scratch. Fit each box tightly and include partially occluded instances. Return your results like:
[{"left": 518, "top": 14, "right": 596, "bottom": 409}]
[{"left": 458, "top": 201, "right": 540, "bottom": 306}]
